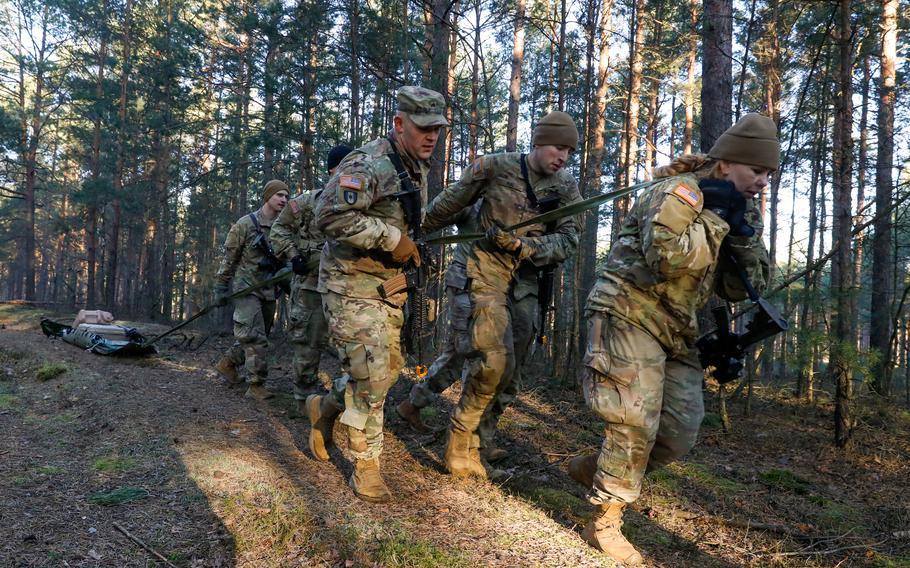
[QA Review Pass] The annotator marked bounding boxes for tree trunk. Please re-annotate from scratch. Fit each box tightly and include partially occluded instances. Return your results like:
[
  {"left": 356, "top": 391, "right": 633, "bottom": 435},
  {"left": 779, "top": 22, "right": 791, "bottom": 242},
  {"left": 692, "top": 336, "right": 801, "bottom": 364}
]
[
  {"left": 871, "top": 0, "right": 896, "bottom": 395},
  {"left": 684, "top": 0, "right": 698, "bottom": 153},
  {"left": 700, "top": 0, "right": 733, "bottom": 150},
  {"left": 831, "top": 0, "right": 854, "bottom": 447},
  {"left": 506, "top": 0, "right": 526, "bottom": 152}
]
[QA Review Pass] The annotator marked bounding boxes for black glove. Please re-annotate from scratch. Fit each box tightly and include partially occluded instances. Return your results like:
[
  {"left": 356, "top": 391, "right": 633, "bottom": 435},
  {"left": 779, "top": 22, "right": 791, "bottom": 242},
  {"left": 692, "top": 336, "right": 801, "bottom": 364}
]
[
  {"left": 698, "top": 179, "right": 755, "bottom": 237},
  {"left": 213, "top": 283, "right": 230, "bottom": 307},
  {"left": 291, "top": 253, "right": 310, "bottom": 276}
]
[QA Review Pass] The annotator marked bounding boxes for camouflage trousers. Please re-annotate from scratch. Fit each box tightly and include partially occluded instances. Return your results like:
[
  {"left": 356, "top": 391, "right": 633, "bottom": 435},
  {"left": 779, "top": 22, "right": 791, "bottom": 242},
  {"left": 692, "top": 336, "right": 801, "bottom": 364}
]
[
  {"left": 410, "top": 285, "right": 537, "bottom": 449},
  {"left": 449, "top": 281, "right": 518, "bottom": 450},
  {"left": 288, "top": 282, "right": 329, "bottom": 399},
  {"left": 224, "top": 294, "right": 276, "bottom": 384},
  {"left": 582, "top": 312, "right": 704, "bottom": 505},
  {"left": 323, "top": 291, "right": 404, "bottom": 461}
]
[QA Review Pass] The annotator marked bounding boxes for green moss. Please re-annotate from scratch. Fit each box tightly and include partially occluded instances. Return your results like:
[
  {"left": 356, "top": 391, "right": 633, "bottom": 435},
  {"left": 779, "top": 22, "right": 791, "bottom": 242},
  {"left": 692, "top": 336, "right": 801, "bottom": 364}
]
[
  {"left": 758, "top": 468, "right": 810, "bottom": 494},
  {"left": 89, "top": 487, "right": 150, "bottom": 506},
  {"left": 507, "top": 477, "right": 589, "bottom": 524},
  {"left": 37, "top": 465, "right": 63, "bottom": 475},
  {"left": 375, "top": 530, "right": 470, "bottom": 568},
  {"left": 673, "top": 462, "right": 744, "bottom": 493},
  {"left": 810, "top": 497, "right": 860, "bottom": 532},
  {"left": 93, "top": 455, "right": 137, "bottom": 473},
  {"left": 35, "top": 362, "right": 68, "bottom": 382},
  {"left": 701, "top": 412, "right": 724, "bottom": 429}
]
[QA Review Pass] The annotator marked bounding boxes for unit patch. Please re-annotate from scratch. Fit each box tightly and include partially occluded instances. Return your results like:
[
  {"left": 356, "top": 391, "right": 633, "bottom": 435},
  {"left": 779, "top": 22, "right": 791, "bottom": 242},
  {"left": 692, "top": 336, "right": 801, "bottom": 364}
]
[
  {"left": 471, "top": 156, "right": 486, "bottom": 179},
  {"left": 343, "top": 190, "right": 359, "bottom": 205},
  {"left": 672, "top": 185, "right": 701, "bottom": 207},
  {"left": 339, "top": 175, "right": 365, "bottom": 190}
]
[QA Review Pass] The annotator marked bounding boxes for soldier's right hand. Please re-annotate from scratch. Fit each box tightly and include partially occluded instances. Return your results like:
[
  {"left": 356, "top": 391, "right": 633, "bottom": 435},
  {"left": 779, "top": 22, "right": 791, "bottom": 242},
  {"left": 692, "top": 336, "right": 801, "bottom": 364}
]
[{"left": 391, "top": 234, "right": 422, "bottom": 267}]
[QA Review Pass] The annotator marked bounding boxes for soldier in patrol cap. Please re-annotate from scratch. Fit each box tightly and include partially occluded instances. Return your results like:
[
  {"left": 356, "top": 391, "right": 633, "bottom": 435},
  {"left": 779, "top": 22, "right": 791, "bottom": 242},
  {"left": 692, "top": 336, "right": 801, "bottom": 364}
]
[
  {"left": 421, "top": 110, "right": 583, "bottom": 479},
  {"left": 572, "top": 113, "right": 776, "bottom": 564},
  {"left": 306, "top": 86, "right": 447, "bottom": 503},
  {"left": 213, "top": 179, "right": 290, "bottom": 400},
  {"left": 271, "top": 145, "right": 353, "bottom": 409}
]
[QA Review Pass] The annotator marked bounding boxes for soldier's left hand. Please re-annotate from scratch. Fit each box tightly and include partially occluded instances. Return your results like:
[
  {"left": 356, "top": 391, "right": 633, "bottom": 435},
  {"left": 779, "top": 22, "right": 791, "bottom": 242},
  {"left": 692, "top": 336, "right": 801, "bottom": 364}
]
[{"left": 486, "top": 223, "right": 522, "bottom": 253}]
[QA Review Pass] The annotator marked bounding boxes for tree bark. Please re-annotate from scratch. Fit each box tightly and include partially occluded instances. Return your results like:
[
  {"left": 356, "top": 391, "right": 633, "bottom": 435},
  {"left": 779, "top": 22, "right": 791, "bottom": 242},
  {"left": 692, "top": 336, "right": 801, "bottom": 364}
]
[
  {"left": 871, "top": 0, "right": 896, "bottom": 395},
  {"left": 700, "top": 0, "right": 732, "bottom": 150},
  {"left": 506, "top": 0, "right": 526, "bottom": 152}
]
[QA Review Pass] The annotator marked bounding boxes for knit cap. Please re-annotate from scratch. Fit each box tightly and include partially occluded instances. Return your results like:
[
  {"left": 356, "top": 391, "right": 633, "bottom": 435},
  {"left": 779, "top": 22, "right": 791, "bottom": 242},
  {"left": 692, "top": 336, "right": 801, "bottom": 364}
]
[
  {"left": 708, "top": 113, "right": 780, "bottom": 170},
  {"left": 532, "top": 111, "right": 579, "bottom": 150},
  {"left": 262, "top": 179, "right": 289, "bottom": 202},
  {"left": 327, "top": 144, "right": 354, "bottom": 172}
]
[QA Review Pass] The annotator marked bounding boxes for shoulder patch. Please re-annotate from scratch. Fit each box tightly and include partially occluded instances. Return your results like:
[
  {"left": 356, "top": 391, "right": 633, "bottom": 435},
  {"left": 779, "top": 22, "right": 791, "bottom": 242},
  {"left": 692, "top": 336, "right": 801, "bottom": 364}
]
[
  {"left": 288, "top": 199, "right": 301, "bottom": 215},
  {"left": 472, "top": 156, "right": 486, "bottom": 179},
  {"left": 671, "top": 185, "right": 701, "bottom": 208},
  {"left": 339, "top": 175, "right": 365, "bottom": 191}
]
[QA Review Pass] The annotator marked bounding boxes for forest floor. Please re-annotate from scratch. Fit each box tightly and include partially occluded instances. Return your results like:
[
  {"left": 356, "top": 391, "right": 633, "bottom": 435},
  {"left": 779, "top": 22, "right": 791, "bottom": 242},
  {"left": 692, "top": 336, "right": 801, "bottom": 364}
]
[{"left": 1, "top": 303, "right": 909, "bottom": 568}]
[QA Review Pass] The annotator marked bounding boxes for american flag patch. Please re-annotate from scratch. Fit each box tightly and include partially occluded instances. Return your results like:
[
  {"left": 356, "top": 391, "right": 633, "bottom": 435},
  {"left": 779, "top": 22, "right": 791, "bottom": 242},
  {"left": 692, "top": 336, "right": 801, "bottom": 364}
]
[
  {"left": 672, "top": 185, "right": 701, "bottom": 207},
  {"left": 289, "top": 200, "right": 300, "bottom": 215},
  {"left": 339, "top": 175, "right": 364, "bottom": 190}
]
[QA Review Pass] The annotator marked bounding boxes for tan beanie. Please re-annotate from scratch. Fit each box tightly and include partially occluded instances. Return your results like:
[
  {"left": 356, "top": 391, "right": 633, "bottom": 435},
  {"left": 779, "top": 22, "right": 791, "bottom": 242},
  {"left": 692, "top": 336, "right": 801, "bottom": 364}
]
[
  {"left": 708, "top": 113, "right": 780, "bottom": 170},
  {"left": 532, "top": 111, "right": 579, "bottom": 150},
  {"left": 262, "top": 179, "right": 289, "bottom": 202}
]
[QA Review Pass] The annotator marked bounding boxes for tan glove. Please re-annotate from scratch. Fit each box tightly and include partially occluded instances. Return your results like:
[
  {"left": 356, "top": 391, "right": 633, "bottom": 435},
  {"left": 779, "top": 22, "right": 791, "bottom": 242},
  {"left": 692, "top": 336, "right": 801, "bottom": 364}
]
[
  {"left": 391, "top": 234, "right": 422, "bottom": 266},
  {"left": 486, "top": 223, "right": 522, "bottom": 253}
]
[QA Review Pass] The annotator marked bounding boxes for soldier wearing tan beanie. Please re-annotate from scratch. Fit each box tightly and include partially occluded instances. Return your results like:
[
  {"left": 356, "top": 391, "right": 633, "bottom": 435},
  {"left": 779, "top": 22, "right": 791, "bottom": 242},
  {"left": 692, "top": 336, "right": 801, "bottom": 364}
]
[{"left": 573, "top": 113, "right": 777, "bottom": 565}]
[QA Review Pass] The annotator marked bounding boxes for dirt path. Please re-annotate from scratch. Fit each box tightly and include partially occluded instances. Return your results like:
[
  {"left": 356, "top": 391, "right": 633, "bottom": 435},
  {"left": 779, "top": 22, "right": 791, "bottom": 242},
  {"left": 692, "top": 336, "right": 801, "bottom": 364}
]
[{"left": 1, "top": 305, "right": 908, "bottom": 567}]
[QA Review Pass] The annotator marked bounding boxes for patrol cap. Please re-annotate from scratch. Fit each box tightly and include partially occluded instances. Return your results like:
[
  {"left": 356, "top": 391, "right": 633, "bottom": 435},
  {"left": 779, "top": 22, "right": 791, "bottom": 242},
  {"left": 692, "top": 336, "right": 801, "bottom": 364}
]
[
  {"left": 708, "top": 113, "right": 780, "bottom": 171},
  {"left": 397, "top": 86, "right": 448, "bottom": 128}
]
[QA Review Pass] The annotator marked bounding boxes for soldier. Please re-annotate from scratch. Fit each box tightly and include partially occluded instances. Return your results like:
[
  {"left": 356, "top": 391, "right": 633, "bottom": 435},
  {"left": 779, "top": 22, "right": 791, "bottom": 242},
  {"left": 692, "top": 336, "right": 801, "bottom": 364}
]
[
  {"left": 271, "top": 145, "right": 353, "bottom": 410},
  {"left": 213, "top": 179, "right": 290, "bottom": 400},
  {"left": 396, "top": 203, "right": 541, "bottom": 470},
  {"left": 572, "top": 113, "right": 777, "bottom": 564},
  {"left": 421, "top": 111, "right": 583, "bottom": 479},
  {"left": 305, "top": 86, "right": 446, "bottom": 503}
]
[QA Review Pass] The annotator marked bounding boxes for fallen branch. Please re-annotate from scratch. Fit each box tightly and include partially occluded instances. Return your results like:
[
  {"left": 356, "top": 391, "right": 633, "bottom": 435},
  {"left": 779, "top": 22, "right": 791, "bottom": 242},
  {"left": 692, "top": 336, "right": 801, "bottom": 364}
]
[
  {"left": 767, "top": 538, "right": 889, "bottom": 558},
  {"left": 112, "top": 521, "right": 179, "bottom": 568}
]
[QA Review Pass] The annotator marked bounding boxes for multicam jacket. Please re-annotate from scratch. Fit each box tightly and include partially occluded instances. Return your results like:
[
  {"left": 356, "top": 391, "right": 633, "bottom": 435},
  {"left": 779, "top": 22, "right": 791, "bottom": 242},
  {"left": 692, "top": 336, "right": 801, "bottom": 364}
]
[
  {"left": 314, "top": 133, "right": 429, "bottom": 307},
  {"left": 271, "top": 190, "right": 324, "bottom": 292},
  {"left": 214, "top": 208, "right": 278, "bottom": 301},
  {"left": 423, "top": 152, "right": 582, "bottom": 294},
  {"left": 585, "top": 173, "right": 770, "bottom": 355}
]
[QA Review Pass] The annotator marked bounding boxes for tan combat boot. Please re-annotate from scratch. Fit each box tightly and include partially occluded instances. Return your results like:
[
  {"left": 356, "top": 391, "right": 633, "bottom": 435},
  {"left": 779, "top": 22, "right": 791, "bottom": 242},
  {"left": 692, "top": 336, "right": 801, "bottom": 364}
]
[
  {"left": 480, "top": 444, "right": 509, "bottom": 463},
  {"left": 214, "top": 356, "right": 241, "bottom": 386},
  {"left": 245, "top": 383, "right": 274, "bottom": 400},
  {"left": 307, "top": 394, "right": 341, "bottom": 461},
  {"left": 581, "top": 502, "right": 643, "bottom": 566},
  {"left": 568, "top": 453, "right": 598, "bottom": 488},
  {"left": 396, "top": 399, "right": 430, "bottom": 433},
  {"left": 349, "top": 457, "right": 392, "bottom": 503},
  {"left": 444, "top": 429, "right": 487, "bottom": 478}
]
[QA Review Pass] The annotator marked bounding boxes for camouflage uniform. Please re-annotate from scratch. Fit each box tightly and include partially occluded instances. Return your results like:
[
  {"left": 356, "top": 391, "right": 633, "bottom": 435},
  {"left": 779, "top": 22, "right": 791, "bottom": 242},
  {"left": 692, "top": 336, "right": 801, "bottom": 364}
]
[
  {"left": 214, "top": 209, "right": 280, "bottom": 385},
  {"left": 271, "top": 190, "right": 330, "bottom": 398},
  {"left": 582, "top": 172, "right": 769, "bottom": 505},
  {"left": 423, "top": 152, "right": 582, "bottom": 456},
  {"left": 314, "top": 134, "right": 428, "bottom": 461}
]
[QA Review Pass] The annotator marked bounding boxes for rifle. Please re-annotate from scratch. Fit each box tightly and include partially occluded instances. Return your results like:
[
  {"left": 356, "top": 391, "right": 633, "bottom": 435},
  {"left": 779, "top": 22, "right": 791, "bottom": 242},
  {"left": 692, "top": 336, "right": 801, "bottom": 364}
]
[
  {"left": 696, "top": 253, "right": 789, "bottom": 383},
  {"left": 249, "top": 213, "right": 290, "bottom": 295},
  {"left": 533, "top": 194, "right": 562, "bottom": 344},
  {"left": 142, "top": 266, "right": 298, "bottom": 348},
  {"left": 376, "top": 141, "right": 436, "bottom": 378}
]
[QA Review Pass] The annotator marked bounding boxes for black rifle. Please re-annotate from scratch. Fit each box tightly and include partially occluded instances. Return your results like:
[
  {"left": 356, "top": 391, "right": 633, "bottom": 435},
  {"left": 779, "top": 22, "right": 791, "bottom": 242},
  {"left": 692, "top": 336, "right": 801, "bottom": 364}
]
[
  {"left": 534, "top": 195, "right": 562, "bottom": 344},
  {"left": 517, "top": 154, "right": 563, "bottom": 344},
  {"left": 248, "top": 213, "right": 290, "bottom": 295},
  {"left": 696, "top": 253, "right": 789, "bottom": 383},
  {"left": 376, "top": 140, "right": 437, "bottom": 378}
]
